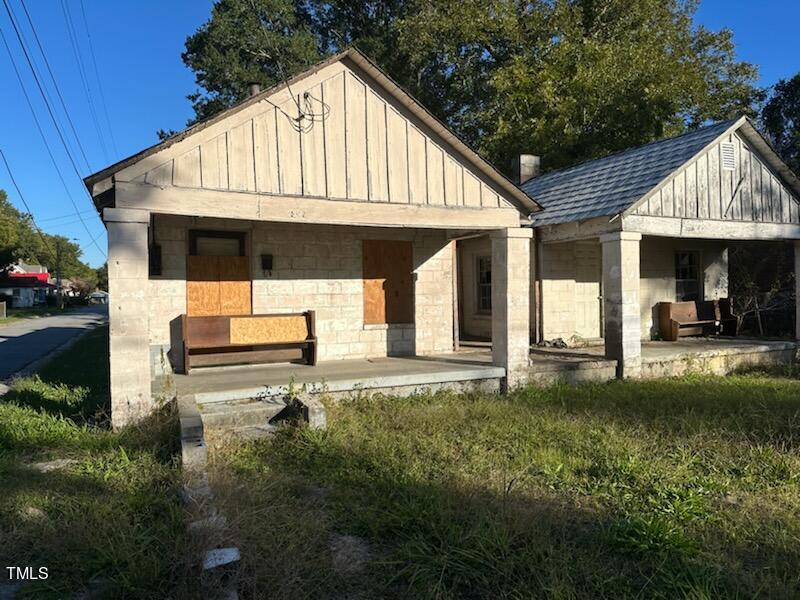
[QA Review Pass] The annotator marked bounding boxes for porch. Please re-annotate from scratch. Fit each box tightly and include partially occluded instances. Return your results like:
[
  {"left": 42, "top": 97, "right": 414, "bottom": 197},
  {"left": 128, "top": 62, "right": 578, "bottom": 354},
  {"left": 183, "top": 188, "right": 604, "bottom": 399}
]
[{"left": 165, "top": 336, "right": 798, "bottom": 407}]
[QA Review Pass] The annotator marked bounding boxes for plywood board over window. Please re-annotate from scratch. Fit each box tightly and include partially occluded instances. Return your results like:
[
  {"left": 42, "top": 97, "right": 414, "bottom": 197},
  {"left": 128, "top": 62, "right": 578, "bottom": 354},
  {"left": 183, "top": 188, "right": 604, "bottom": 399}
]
[
  {"left": 362, "top": 240, "right": 414, "bottom": 324},
  {"left": 187, "top": 230, "right": 252, "bottom": 316}
]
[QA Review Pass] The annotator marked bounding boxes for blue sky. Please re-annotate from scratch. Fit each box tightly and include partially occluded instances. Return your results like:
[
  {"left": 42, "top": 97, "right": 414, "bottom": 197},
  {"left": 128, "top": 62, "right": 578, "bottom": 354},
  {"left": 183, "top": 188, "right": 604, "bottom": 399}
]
[{"left": 0, "top": 0, "right": 798, "bottom": 268}]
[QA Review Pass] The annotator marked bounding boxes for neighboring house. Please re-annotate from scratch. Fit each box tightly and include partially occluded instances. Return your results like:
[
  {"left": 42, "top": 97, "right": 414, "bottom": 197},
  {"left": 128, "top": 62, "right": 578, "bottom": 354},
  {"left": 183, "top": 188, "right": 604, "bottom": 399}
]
[
  {"left": 458, "top": 116, "right": 800, "bottom": 377},
  {"left": 89, "top": 290, "right": 109, "bottom": 304},
  {"left": 84, "top": 48, "right": 540, "bottom": 426},
  {"left": 0, "top": 272, "right": 54, "bottom": 308}
]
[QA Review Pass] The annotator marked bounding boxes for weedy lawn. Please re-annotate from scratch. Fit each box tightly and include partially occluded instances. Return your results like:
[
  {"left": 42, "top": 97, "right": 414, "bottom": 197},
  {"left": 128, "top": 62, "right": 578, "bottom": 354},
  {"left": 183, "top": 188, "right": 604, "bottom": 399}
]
[
  {"left": 0, "top": 326, "right": 187, "bottom": 599},
  {"left": 215, "top": 370, "right": 800, "bottom": 599}
]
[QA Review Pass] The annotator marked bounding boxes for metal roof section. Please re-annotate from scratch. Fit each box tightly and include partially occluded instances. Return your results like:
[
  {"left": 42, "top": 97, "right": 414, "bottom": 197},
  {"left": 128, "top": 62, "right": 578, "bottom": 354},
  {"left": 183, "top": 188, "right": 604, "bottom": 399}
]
[{"left": 524, "top": 119, "right": 741, "bottom": 226}]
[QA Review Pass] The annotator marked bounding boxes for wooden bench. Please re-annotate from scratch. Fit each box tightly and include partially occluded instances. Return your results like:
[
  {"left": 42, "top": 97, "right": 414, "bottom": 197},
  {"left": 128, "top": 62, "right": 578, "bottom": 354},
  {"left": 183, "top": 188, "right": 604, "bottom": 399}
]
[
  {"left": 658, "top": 299, "right": 737, "bottom": 342},
  {"left": 181, "top": 311, "right": 317, "bottom": 373}
]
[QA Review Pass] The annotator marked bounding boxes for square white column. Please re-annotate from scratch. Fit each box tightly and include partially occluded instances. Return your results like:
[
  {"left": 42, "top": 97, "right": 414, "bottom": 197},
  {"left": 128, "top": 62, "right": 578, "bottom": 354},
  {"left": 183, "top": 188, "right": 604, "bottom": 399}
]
[
  {"left": 601, "top": 231, "right": 642, "bottom": 378},
  {"left": 104, "top": 208, "right": 153, "bottom": 428},
  {"left": 491, "top": 227, "right": 533, "bottom": 389}
]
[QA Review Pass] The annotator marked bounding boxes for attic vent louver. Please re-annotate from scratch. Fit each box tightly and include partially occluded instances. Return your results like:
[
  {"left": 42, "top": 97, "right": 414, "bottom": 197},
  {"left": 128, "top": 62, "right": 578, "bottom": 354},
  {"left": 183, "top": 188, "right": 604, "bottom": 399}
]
[{"left": 721, "top": 142, "right": 736, "bottom": 171}]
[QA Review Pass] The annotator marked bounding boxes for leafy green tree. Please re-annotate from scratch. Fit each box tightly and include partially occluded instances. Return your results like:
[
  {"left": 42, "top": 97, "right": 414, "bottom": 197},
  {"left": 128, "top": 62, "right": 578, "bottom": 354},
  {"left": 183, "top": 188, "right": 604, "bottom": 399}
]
[
  {"left": 762, "top": 73, "right": 800, "bottom": 174},
  {"left": 180, "top": 0, "right": 762, "bottom": 172},
  {"left": 95, "top": 262, "right": 108, "bottom": 291},
  {"left": 182, "top": 0, "right": 321, "bottom": 123}
]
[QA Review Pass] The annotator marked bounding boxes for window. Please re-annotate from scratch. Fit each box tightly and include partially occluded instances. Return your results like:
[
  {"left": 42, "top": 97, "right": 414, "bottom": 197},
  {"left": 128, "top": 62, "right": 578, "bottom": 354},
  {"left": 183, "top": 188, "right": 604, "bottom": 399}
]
[
  {"left": 476, "top": 255, "right": 492, "bottom": 313},
  {"left": 189, "top": 230, "right": 246, "bottom": 257},
  {"left": 675, "top": 251, "right": 700, "bottom": 301}
]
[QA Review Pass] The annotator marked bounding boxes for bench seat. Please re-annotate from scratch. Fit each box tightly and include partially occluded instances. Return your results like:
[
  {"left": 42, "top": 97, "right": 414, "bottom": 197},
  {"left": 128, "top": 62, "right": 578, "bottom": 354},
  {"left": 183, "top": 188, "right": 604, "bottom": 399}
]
[
  {"left": 658, "top": 299, "right": 737, "bottom": 342},
  {"left": 181, "top": 311, "right": 317, "bottom": 373}
]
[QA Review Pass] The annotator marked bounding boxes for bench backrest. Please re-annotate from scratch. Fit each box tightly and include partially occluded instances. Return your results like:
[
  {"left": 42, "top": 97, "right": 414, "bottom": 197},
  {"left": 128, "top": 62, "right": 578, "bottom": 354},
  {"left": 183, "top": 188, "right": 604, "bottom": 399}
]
[
  {"left": 662, "top": 298, "right": 734, "bottom": 324},
  {"left": 183, "top": 311, "right": 314, "bottom": 348}
]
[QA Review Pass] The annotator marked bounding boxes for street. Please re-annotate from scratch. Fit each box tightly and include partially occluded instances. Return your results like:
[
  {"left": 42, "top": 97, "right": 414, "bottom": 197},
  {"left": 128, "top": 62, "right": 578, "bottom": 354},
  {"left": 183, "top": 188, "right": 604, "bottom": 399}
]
[{"left": 0, "top": 305, "right": 108, "bottom": 380}]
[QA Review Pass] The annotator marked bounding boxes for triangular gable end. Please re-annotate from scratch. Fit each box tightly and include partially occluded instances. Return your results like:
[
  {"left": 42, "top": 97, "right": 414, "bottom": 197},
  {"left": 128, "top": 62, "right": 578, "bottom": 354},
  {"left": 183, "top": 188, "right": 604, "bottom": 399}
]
[
  {"left": 626, "top": 118, "right": 800, "bottom": 225},
  {"left": 92, "top": 50, "right": 538, "bottom": 215}
]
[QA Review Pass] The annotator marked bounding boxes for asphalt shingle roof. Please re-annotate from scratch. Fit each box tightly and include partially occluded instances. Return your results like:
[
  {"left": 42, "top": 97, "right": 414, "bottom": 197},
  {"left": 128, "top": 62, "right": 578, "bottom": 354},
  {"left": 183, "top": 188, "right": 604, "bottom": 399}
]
[{"left": 523, "top": 119, "right": 738, "bottom": 225}]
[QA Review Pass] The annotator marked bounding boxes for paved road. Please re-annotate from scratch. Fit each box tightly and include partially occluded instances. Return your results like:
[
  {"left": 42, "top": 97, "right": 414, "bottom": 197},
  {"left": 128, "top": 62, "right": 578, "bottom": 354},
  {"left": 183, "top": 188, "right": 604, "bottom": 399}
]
[{"left": 0, "top": 305, "right": 108, "bottom": 380}]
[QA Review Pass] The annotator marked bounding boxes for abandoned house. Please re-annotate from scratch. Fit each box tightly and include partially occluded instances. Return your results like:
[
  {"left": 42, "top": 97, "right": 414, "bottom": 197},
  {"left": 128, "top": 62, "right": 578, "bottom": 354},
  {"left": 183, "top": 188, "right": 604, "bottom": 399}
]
[{"left": 85, "top": 49, "right": 800, "bottom": 427}]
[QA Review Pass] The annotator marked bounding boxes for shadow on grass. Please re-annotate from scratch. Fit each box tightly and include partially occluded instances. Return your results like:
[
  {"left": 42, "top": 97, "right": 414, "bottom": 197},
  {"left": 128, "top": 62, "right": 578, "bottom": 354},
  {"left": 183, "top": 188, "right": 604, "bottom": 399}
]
[
  {"left": 215, "top": 417, "right": 798, "bottom": 599},
  {"left": 511, "top": 374, "right": 800, "bottom": 451}
]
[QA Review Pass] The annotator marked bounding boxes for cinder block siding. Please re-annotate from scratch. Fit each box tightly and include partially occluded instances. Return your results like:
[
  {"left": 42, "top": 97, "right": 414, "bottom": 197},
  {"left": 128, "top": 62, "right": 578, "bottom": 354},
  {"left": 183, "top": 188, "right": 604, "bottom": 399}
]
[
  {"left": 640, "top": 237, "right": 728, "bottom": 338},
  {"left": 538, "top": 236, "right": 728, "bottom": 342},
  {"left": 148, "top": 215, "right": 455, "bottom": 365}
]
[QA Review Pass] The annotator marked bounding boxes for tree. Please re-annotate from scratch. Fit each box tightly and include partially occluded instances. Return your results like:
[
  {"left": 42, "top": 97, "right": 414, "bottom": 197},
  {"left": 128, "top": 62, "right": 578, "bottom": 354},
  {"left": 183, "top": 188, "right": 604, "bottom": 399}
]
[
  {"left": 179, "top": 0, "right": 762, "bottom": 172},
  {"left": 761, "top": 73, "right": 800, "bottom": 174},
  {"left": 95, "top": 263, "right": 108, "bottom": 291}
]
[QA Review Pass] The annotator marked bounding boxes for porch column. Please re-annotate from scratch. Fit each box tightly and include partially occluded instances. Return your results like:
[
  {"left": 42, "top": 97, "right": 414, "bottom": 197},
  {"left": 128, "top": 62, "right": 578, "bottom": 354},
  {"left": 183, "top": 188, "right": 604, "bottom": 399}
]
[
  {"left": 600, "top": 232, "right": 642, "bottom": 378},
  {"left": 491, "top": 227, "right": 532, "bottom": 389},
  {"left": 104, "top": 208, "right": 153, "bottom": 428},
  {"left": 795, "top": 241, "right": 800, "bottom": 340}
]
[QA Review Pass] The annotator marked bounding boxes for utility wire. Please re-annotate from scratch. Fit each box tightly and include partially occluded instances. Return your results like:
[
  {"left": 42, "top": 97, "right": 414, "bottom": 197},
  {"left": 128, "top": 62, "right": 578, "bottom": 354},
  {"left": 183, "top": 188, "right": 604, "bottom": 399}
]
[
  {"left": 59, "top": 0, "right": 109, "bottom": 162},
  {"left": 17, "top": 0, "right": 92, "bottom": 172},
  {"left": 0, "top": 149, "right": 58, "bottom": 264},
  {"left": 78, "top": 0, "right": 117, "bottom": 156},
  {"left": 0, "top": 20, "right": 106, "bottom": 257}
]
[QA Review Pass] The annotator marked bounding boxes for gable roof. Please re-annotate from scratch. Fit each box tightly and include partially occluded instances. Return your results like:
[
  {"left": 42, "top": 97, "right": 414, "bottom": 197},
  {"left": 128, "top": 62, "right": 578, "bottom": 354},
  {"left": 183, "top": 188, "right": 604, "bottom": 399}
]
[
  {"left": 85, "top": 48, "right": 540, "bottom": 215},
  {"left": 523, "top": 117, "right": 800, "bottom": 226}
]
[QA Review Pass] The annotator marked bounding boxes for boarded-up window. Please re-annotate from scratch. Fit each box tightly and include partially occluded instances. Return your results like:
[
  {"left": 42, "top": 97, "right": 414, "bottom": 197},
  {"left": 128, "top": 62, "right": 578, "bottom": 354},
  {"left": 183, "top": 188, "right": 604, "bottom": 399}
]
[
  {"left": 187, "top": 230, "right": 251, "bottom": 316},
  {"left": 362, "top": 240, "right": 414, "bottom": 324}
]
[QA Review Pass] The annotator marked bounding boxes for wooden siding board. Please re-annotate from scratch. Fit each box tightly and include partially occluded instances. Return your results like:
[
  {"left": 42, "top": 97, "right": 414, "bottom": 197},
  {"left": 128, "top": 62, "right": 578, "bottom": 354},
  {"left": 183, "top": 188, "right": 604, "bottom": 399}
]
[
  {"left": 345, "top": 73, "right": 368, "bottom": 200},
  {"left": 426, "top": 143, "right": 445, "bottom": 205},
  {"left": 253, "top": 109, "right": 280, "bottom": 194},
  {"left": 227, "top": 121, "right": 256, "bottom": 192},
  {"left": 707, "top": 145, "right": 720, "bottom": 219},
  {"left": 174, "top": 147, "right": 201, "bottom": 188},
  {"left": 407, "top": 124, "right": 427, "bottom": 204},
  {"left": 386, "top": 107, "right": 409, "bottom": 203},
  {"left": 276, "top": 98, "right": 303, "bottom": 195},
  {"left": 366, "top": 90, "right": 389, "bottom": 202},
  {"left": 323, "top": 73, "right": 347, "bottom": 199},
  {"left": 444, "top": 157, "right": 462, "bottom": 206},
  {"left": 661, "top": 179, "right": 674, "bottom": 217},
  {"left": 697, "top": 153, "right": 709, "bottom": 219},
  {"left": 301, "top": 84, "right": 328, "bottom": 197}
]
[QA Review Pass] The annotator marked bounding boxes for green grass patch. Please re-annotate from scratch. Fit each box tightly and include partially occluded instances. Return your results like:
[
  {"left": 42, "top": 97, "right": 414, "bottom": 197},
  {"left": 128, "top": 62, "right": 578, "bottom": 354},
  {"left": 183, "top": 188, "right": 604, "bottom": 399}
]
[
  {"left": 215, "top": 373, "right": 800, "bottom": 599},
  {"left": 0, "top": 326, "right": 188, "bottom": 599}
]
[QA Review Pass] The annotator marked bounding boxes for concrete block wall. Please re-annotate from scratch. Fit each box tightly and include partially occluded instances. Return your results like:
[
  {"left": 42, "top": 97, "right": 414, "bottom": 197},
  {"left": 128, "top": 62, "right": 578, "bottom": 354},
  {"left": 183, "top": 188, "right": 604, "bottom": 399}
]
[
  {"left": 538, "top": 236, "right": 729, "bottom": 342},
  {"left": 148, "top": 215, "right": 455, "bottom": 366},
  {"left": 640, "top": 237, "right": 729, "bottom": 338}
]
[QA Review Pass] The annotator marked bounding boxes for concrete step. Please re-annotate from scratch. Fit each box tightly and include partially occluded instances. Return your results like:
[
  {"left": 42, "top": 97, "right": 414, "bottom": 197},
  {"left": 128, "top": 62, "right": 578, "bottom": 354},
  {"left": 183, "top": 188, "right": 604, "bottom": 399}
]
[{"left": 199, "top": 399, "right": 288, "bottom": 432}]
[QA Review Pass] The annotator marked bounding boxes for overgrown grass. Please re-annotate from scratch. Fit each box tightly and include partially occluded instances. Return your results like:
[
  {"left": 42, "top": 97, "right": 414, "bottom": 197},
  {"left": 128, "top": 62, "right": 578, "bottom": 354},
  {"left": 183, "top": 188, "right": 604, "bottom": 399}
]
[
  {"left": 215, "top": 372, "right": 800, "bottom": 599},
  {"left": 0, "top": 326, "right": 188, "bottom": 599}
]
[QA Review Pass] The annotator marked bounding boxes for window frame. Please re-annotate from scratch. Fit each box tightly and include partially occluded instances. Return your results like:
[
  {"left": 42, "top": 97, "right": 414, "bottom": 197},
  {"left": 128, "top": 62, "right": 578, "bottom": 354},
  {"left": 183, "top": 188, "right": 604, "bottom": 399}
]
[
  {"left": 188, "top": 230, "right": 247, "bottom": 257},
  {"left": 674, "top": 250, "right": 702, "bottom": 302},
  {"left": 475, "top": 254, "right": 492, "bottom": 314}
]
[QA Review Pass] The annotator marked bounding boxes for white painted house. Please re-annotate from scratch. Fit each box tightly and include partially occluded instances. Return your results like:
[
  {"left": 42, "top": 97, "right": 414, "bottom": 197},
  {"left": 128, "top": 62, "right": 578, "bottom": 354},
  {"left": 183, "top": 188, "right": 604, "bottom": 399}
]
[{"left": 85, "top": 49, "right": 800, "bottom": 427}]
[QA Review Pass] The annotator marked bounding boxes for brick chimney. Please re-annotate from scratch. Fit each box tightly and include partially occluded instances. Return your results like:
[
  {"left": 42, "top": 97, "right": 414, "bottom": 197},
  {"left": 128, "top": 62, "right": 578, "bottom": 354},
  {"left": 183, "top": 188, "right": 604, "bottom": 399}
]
[{"left": 511, "top": 154, "right": 541, "bottom": 185}]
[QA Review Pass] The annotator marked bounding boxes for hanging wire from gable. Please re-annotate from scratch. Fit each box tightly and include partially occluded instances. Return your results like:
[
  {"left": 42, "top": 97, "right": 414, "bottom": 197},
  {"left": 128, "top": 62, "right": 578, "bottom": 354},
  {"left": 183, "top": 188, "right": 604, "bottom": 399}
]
[{"left": 247, "top": 0, "right": 330, "bottom": 133}]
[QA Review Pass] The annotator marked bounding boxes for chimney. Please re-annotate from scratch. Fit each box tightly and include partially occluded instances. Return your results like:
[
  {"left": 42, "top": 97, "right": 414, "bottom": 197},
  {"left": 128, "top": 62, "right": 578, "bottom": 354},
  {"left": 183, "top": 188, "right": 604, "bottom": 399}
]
[
  {"left": 511, "top": 154, "right": 541, "bottom": 185},
  {"left": 247, "top": 82, "right": 262, "bottom": 97}
]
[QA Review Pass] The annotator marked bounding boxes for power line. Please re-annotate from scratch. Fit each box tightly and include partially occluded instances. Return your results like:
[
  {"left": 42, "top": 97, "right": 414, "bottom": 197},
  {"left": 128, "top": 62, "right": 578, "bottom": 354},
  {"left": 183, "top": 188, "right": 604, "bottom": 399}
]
[
  {"left": 78, "top": 0, "right": 117, "bottom": 156},
  {"left": 17, "top": 0, "right": 92, "bottom": 172},
  {"left": 59, "top": 0, "right": 109, "bottom": 162},
  {"left": 0, "top": 20, "right": 106, "bottom": 257},
  {"left": 0, "top": 149, "right": 58, "bottom": 265}
]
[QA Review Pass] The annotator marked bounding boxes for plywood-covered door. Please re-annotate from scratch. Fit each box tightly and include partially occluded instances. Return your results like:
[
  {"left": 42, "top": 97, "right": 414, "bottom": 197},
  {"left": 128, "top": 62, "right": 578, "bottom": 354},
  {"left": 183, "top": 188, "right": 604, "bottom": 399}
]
[
  {"left": 363, "top": 240, "right": 414, "bottom": 324},
  {"left": 187, "top": 256, "right": 251, "bottom": 316}
]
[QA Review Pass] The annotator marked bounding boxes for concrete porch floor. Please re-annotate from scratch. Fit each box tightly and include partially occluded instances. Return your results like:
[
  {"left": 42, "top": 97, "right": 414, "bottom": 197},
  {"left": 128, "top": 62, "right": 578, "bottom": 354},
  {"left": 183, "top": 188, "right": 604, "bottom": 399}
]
[
  {"left": 167, "top": 352, "right": 505, "bottom": 405},
  {"left": 163, "top": 336, "right": 799, "bottom": 405}
]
